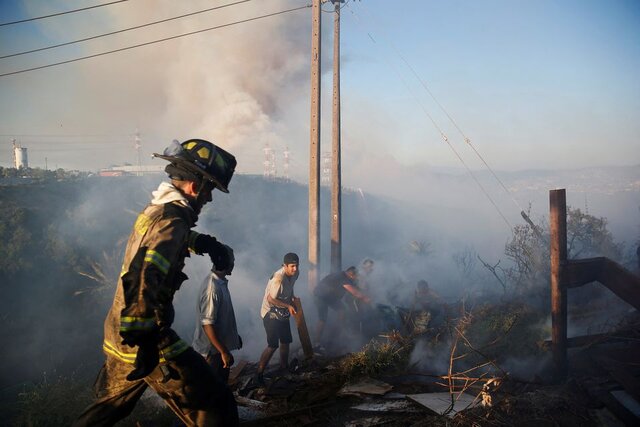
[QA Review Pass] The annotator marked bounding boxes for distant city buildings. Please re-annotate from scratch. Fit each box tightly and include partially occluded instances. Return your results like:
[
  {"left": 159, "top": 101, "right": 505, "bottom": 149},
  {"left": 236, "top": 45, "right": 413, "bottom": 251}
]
[{"left": 98, "top": 165, "right": 164, "bottom": 177}]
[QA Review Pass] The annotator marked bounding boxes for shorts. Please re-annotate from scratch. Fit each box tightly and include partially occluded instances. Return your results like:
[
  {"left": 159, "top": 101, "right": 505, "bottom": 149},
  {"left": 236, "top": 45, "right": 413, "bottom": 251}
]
[
  {"left": 313, "top": 294, "right": 344, "bottom": 322},
  {"left": 262, "top": 313, "right": 292, "bottom": 349}
]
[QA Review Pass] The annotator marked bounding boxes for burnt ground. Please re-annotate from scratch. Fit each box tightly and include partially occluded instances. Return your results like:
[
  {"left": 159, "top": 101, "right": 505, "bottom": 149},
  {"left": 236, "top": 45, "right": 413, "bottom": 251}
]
[
  {"left": 4, "top": 304, "right": 638, "bottom": 426},
  {"left": 224, "top": 340, "right": 639, "bottom": 427}
]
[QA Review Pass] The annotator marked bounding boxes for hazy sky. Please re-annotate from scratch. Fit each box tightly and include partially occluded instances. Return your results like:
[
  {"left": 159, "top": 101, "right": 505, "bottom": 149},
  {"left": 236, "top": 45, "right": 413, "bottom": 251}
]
[{"left": 0, "top": 0, "right": 639, "bottom": 181}]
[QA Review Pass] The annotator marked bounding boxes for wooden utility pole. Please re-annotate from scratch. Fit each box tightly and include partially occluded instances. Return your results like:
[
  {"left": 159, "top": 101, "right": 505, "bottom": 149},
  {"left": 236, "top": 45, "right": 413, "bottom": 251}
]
[
  {"left": 331, "top": 0, "right": 344, "bottom": 273},
  {"left": 309, "top": 0, "right": 321, "bottom": 293},
  {"left": 550, "top": 189, "right": 568, "bottom": 378}
]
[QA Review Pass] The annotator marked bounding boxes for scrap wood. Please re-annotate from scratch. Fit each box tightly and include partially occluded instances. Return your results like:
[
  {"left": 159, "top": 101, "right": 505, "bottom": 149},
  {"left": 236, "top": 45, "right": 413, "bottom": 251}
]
[
  {"left": 338, "top": 378, "right": 393, "bottom": 397},
  {"left": 608, "top": 365, "right": 640, "bottom": 403},
  {"left": 610, "top": 390, "right": 640, "bottom": 419},
  {"left": 239, "top": 401, "right": 333, "bottom": 427},
  {"left": 229, "top": 360, "right": 249, "bottom": 384},
  {"left": 383, "top": 392, "right": 406, "bottom": 399},
  {"left": 351, "top": 400, "right": 418, "bottom": 412},
  {"left": 406, "top": 392, "right": 479, "bottom": 418},
  {"left": 344, "top": 416, "right": 385, "bottom": 427},
  {"left": 236, "top": 395, "right": 268, "bottom": 409},
  {"left": 293, "top": 297, "right": 314, "bottom": 359}
]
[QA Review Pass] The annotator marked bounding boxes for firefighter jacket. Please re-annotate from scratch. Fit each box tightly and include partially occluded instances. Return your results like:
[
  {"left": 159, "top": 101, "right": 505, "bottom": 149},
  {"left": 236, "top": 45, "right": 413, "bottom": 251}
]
[{"left": 102, "top": 182, "right": 204, "bottom": 365}]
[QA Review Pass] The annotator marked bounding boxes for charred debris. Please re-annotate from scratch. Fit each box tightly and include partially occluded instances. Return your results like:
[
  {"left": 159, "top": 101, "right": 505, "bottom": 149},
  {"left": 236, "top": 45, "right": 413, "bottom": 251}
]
[
  {"left": 220, "top": 189, "right": 640, "bottom": 426},
  {"left": 223, "top": 297, "right": 640, "bottom": 427}
]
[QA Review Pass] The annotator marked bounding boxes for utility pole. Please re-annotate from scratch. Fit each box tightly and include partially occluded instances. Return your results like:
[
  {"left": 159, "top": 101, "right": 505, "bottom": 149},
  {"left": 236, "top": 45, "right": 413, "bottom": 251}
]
[
  {"left": 331, "top": 0, "right": 344, "bottom": 273},
  {"left": 308, "top": 0, "right": 321, "bottom": 293},
  {"left": 550, "top": 189, "right": 568, "bottom": 379}
]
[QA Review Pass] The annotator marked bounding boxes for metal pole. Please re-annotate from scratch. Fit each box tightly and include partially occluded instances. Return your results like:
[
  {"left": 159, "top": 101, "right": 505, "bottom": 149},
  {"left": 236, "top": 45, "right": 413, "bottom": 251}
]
[
  {"left": 550, "top": 189, "right": 568, "bottom": 379},
  {"left": 308, "top": 0, "right": 321, "bottom": 293},
  {"left": 330, "top": 1, "right": 342, "bottom": 273}
]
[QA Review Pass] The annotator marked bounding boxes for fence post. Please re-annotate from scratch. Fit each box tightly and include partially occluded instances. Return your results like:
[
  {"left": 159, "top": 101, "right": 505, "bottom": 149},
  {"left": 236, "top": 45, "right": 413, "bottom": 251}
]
[{"left": 550, "top": 189, "right": 568, "bottom": 379}]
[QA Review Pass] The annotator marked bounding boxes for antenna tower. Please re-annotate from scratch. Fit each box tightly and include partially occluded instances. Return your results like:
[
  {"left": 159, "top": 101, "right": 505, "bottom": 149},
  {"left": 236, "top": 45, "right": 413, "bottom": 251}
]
[
  {"left": 263, "top": 144, "right": 276, "bottom": 179},
  {"left": 134, "top": 130, "right": 142, "bottom": 176},
  {"left": 321, "top": 151, "right": 331, "bottom": 186},
  {"left": 283, "top": 146, "right": 291, "bottom": 180}
]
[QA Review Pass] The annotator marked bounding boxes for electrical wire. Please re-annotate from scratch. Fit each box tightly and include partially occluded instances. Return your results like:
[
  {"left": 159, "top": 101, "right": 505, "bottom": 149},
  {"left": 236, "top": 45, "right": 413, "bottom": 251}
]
[
  {"left": 0, "top": 0, "right": 254, "bottom": 60},
  {"left": 0, "top": 0, "right": 129, "bottom": 27},
  {"left": 346, "top": 5, "right": 513, "bottom": 231},
  {"left": 353, "top": 4, "right": 527, "bottom": 217},
  {"left": 321, "top": 0, "right": 350, "bottom": 13},
  {"left": 0, "top": 4, "right": 311, "bottom": 78}
]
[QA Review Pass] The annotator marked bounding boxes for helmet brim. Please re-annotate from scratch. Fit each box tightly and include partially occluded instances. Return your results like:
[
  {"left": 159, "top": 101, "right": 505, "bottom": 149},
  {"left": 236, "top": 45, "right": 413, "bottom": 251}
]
[{"left": 153, "top": 153, "right": 230, "bottom": 193}]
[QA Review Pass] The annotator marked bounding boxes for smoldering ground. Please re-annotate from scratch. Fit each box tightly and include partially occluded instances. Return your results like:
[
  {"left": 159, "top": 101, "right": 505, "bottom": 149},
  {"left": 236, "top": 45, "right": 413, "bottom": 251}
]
[{"left": 1, "top": 169, "right": 637, "bottom": 391}]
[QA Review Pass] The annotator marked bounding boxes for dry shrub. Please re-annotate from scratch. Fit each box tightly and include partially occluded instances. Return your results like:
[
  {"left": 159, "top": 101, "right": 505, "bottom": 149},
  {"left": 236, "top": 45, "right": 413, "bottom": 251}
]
[
  {"left": 5, "top": 372, "right": 177, "bottom": 426},
  {"left": 459, "top": 302, "right": 546, "bottom": 363},
  {"left": 339, "top": 331, "right": 412, "bottom": 379}
]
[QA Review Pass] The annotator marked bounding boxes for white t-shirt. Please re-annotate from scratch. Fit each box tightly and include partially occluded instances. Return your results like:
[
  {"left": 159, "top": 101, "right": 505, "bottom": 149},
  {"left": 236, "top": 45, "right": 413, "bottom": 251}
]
[{"left": 260, "top": 266, "right": 299, "bottom": 319}]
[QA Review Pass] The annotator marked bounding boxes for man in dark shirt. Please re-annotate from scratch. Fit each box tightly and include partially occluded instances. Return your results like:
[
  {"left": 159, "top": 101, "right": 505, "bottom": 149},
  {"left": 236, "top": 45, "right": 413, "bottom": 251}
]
[{"left": 313, "top": 266, "right": 371, "bottom": 347}]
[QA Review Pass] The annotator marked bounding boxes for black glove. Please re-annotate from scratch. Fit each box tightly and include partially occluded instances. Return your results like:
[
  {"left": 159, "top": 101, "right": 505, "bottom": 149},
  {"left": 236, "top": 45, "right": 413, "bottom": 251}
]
[
  {"left": 126, "top": 340, "right": 159, "bottom": 381},
  {"left": 193, "top": 234, "right": 225, "bottom": 256},
  {"left": 194, "top": 234, "right": 233, "bottom": 272}
]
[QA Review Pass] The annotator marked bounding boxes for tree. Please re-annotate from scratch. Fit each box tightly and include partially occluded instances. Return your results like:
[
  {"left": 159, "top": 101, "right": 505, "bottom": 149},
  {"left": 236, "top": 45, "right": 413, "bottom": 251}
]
[{"left": 502, "top": 207, "right": 621, "bottom": 295}]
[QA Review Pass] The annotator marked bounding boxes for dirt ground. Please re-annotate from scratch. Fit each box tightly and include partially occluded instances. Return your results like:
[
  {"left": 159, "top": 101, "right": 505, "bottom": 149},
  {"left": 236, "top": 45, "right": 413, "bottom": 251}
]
[{"left": 227, "top": 353, "right": 625, "bottom": 427}]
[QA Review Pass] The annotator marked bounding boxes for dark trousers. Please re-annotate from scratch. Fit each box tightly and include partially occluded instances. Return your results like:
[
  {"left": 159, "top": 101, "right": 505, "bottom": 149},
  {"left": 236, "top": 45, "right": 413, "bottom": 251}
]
[
  {"left": 206, "top": 352, "right": 230, "bottom": 385},
  {"left": 74, "top": 348, "right": 238, "bottom": 427}
]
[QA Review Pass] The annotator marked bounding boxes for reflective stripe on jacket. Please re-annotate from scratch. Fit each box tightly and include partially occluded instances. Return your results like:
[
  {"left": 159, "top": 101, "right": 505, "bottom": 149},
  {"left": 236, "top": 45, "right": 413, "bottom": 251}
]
[{"left": 103, "top": 200, "right": 201, "bottom": 362}]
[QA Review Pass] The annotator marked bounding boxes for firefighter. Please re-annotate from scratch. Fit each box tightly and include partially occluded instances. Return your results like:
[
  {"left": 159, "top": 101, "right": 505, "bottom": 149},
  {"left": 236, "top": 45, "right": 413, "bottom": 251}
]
[{"left": 75, "top": 139, "right": 239, "bottom": 427}]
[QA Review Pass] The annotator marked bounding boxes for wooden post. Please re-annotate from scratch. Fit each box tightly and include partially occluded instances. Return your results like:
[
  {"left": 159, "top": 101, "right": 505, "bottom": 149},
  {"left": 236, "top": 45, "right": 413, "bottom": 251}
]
[
  {"left": 293, "top": 298, "right": 314, "bottom": 359},
  {"left": 550, "top": 189, "right": 568, "bottom": 379},
  {"left": 308, "top": 0, "right": 321, "bottom": 294},
  {"left": 330, "top": 1, "right": 342, "bottom": 273}
]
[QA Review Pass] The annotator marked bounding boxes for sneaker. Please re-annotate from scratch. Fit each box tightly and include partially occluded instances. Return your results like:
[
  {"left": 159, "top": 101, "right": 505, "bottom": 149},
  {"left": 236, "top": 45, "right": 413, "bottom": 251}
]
[{"left": 289, "top": 358, "right": 299, "bottom": 373}]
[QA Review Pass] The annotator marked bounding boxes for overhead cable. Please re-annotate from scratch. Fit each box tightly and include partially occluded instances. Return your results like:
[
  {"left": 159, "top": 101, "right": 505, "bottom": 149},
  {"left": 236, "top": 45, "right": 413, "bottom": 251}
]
[
  {"left": 0, "top": 0, "right": 254, "bottom": 60},
  {"left": 347, "top": 5, "right": 513, "bottom": 232},
  {"left": 0, "top": 0, "right": 129, "bottom": 27},
  {"left": 0, "top": 4, "right": 311, "bottom": 78},
  {"left": 354, "top": 4, "right": 527, "bottom": 217}
]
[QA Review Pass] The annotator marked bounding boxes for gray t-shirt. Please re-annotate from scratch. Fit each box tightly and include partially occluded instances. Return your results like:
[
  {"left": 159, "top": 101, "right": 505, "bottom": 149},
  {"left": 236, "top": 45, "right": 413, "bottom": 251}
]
[
  {"left": 192, "top": 272, "right": 240, "bottom": 356},
  {"left": 260, "top": 266, "right": 299, "bottom": 319}
]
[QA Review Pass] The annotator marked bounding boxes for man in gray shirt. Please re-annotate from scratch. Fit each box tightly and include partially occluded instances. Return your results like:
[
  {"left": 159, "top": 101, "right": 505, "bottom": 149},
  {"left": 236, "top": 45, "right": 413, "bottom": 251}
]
[{"left": 193, "top": 257, "right": 241, "bottom": 384}]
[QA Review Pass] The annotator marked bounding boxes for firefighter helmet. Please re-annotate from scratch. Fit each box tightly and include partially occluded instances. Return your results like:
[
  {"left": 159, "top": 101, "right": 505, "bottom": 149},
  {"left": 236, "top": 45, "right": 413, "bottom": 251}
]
[{"left": 153, "top": 139, "right": 236, "bottom": 193}]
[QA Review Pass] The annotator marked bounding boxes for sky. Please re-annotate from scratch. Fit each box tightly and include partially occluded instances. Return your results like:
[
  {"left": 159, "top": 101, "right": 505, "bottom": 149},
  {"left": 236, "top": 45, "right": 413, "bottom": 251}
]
[
  {"left": 1, "top": 0, "right": 639, "bottom": 385},
  {"left": 0, "top": 0, "right": 638, "bottom": 173},
  {"left": 0, "top": 0, "right": 639, "bottom": 238}
]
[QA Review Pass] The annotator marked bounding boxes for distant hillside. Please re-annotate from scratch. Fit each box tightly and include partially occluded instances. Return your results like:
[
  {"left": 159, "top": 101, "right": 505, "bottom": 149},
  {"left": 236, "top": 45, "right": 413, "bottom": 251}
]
[
  {"left": 0, "top": 174, "right": 422, "bottom": 386},
  {"left": 0, "top": 171, "right": 637, "bottom": 387}
]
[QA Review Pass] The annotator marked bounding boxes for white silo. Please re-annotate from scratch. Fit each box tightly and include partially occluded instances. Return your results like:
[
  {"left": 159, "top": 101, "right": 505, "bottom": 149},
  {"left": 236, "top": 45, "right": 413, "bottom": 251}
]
[{"left": 12, "top": 140, "right": 29, "bottom": 169}]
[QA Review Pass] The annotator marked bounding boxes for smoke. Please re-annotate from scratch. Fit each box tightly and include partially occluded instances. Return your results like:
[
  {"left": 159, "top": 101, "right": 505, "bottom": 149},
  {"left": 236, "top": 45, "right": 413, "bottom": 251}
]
[
  {"left": 1, "top": 0, "right": 639, "bottom": 389},
  {"left": 0, "top": 0, "right": 315, "bottom": 175}
]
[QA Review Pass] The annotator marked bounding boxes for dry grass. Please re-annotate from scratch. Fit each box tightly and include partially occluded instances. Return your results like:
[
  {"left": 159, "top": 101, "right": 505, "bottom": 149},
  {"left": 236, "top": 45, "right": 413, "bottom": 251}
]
[
  {"left": 3, "top": 372, "right": 177, "bottom": 426},
  {"left": 338, "top": 331, "right": 413, "bottom": 379}
]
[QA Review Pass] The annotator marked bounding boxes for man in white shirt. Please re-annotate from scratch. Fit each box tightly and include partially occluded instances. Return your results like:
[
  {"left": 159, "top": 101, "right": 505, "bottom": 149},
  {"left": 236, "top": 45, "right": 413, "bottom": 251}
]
[
  {"left": 255, "top": 252, "right": 300, "bottom": 385},
  {"left": 193, "top": 254, "right": 241, "bottom": 384}
]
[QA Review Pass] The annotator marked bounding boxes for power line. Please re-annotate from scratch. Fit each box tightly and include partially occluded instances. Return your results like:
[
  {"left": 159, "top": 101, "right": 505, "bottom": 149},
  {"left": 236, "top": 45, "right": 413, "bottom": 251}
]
[
  {"left": 0, "top": 4, "right": 311, "bottom": 78},
  {"left": 347, "top": 4, "right": 514, "bottom": 232},
  {"left": 0, "top": 0, "right": 254, "bottom": 60},
  {"left": 0, "top": 0, "right": 129, "bottom": 27},
  {"left": 353, "top": 3, "right": 528, "bottom": 217}
]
